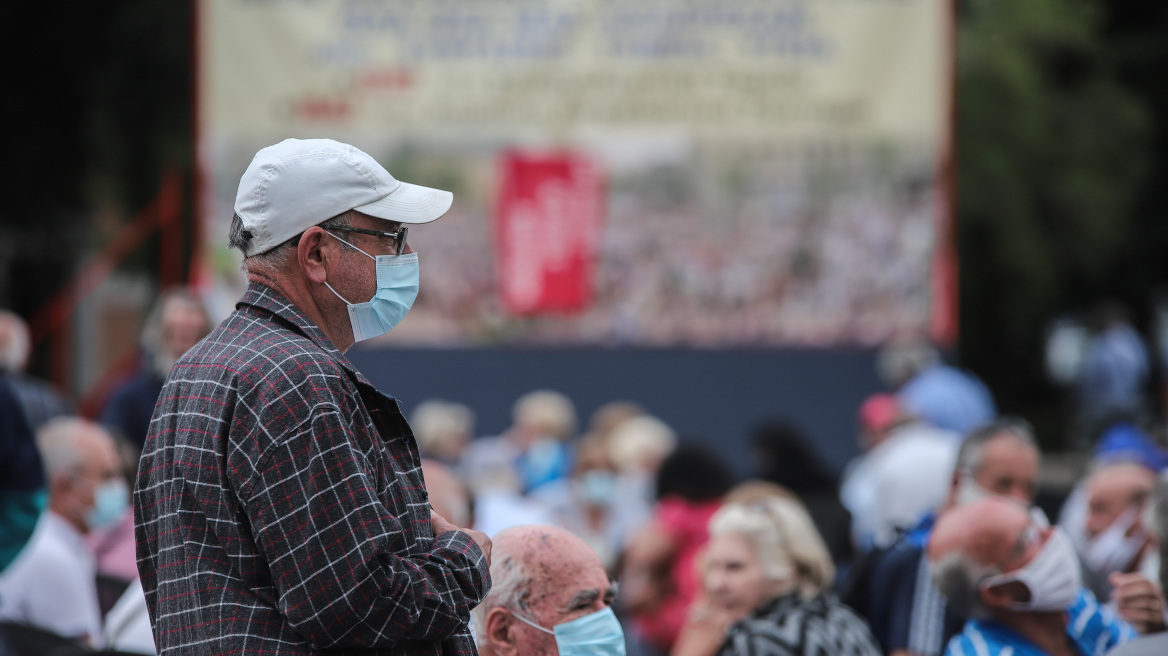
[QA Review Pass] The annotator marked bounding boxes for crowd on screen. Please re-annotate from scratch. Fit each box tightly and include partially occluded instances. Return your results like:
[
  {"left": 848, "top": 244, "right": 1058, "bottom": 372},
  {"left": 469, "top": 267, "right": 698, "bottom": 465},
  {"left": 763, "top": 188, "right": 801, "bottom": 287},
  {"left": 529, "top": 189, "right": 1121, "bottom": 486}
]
[{"left": 2, "top": 288, "right": 1168, "bottom": 656}]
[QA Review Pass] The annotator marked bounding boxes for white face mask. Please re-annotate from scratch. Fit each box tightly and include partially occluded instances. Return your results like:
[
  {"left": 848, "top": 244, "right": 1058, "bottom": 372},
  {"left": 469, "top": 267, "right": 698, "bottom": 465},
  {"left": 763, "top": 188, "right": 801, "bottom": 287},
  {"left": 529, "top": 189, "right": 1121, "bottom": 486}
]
[
  {"left": 955, "top": 472, "right": 991, "bottom": 507},
  {"left": 1085, "top": 506, "right": 1149, "bottom": 575},
  {"left": 981, "top": 528, "right": 1081, "bottom": 612}
]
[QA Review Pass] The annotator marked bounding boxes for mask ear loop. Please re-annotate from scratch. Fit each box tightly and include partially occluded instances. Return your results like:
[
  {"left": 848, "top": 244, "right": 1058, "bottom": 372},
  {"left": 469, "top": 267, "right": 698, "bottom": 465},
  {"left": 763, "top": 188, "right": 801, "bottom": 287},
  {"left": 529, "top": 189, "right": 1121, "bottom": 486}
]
[
  {"left": 321, "top": 231, "right": 375, "bottom": 305},
  {"left": 510, "top": 610, "right": 555, "bottom": 635}
]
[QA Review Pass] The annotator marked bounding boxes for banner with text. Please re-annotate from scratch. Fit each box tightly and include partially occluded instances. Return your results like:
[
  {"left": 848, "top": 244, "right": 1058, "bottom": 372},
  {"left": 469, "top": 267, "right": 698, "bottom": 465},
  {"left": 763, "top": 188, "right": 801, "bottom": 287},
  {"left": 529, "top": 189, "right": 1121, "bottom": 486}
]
[{"left": 198, "top": 0, "right": 953, "bottom": 346}]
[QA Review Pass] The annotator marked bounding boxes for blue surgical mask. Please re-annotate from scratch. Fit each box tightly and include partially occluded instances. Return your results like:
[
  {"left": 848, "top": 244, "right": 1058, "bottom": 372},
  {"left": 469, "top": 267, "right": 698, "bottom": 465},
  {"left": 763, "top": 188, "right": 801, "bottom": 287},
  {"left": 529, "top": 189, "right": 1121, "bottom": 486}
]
[
  {"left": 513, "top": 606, "right": 626, "bottom": 656},
  {"left": 577, "top": 471, "right": 617, "bottom": 507},
  {"left": 87, "top": 479, "right": 129, "bottom": 530},
  {"left": 324, "top": 233, "right": 419, "bottom": 342}
]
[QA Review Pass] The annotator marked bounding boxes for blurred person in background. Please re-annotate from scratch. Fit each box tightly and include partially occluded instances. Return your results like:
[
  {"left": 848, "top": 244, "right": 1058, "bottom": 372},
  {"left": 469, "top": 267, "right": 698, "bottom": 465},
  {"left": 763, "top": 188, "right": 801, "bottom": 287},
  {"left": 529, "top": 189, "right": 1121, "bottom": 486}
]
[
  {"left": 0, "top": 418, "right": 124, "bottom": 647},
  {"left": 672, "top": 497, "right": 880, "bottom": 656},
  {"left": 877, "top": 336, "right": 996, "bottom": 436},
  {"left": 620, "top": 444, "right": 733, "bottom": 656},
  {"left": 750, "top": 419, "right": 852, "bottom": 563},
  {"left": 0, "top": 310, "right": 71, "bottom": 430},
  {"left": 472, "top": 524, "right": 623, "bottom": 656},
  {"left": 422, "top": 458, "right": 473, "bottom": 530},
  {"left": 411, "top": 399, "right": 474, "bottom": 466},
  {"left": 848, "top": 419, "right": 1043, "bottom": 656},
  {"left": 532, "top": 433, "right": 637, "bottom": 573},
  {"left": 1108, "top": 471, "right": 1168, "bottom": 655},
  {"left": 928, "top": 497, "right": 1135, "bottom": 656},
  {"left": 838, "top": 393, "right": 902, "bottom": 547},
  {"left": 1058, "top": 423, "right": 1168, "bottom": 602},
  {"left": 607, "top": 413, "right": 678, "bottom": 531},
  {"left": 1075, "top": 302, "right": 1150, "bottom": 445},
  {"left": 0, "top": 376, "right": 44, "bottom": 574},
  {"left": 841, "top": 398, "right": 960, "bottom": 550},
  {"left": 461, "top": 389, "right": 577, "bottom": 496},
  {"left": 101, "top": 288, "right": 211, "bottom": 449},
  {"left": 86, "top": 433, "right": 144, "bottom": 613}
]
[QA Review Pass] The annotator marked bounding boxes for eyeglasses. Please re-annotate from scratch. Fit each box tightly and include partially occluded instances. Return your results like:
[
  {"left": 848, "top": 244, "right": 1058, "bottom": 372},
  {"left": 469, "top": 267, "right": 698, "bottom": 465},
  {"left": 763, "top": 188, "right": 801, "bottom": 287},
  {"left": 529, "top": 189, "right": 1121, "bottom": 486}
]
[{"left": 329, "top": 225, "right": 409, "bottom": 255}]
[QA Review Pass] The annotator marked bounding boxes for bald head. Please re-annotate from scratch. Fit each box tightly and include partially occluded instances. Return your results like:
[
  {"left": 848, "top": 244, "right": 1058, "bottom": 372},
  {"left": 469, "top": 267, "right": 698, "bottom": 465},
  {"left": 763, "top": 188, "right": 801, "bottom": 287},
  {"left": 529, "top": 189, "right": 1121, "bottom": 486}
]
[
  {"left": 1086, "top": 462, "right": 1158, "bottom": 539},
  {"left": 474, "top": 525, "right": 615, "bottom": 656},
  {"left": 929, "top": 497, "right": 1035, "bottom": 618}
]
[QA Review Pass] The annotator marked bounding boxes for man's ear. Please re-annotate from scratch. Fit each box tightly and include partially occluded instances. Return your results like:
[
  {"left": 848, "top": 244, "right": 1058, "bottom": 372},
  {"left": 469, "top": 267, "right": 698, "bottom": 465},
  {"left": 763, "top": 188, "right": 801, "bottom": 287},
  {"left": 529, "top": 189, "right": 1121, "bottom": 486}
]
[
  {"left": 298, "top": 227, "right": 332, "bottom": 284},
  {"left": 980, "top": 579, "right": 1028, "bottom": 610},
  {"left": 486, "top": 607, "right": 519, "bottom": 656}
]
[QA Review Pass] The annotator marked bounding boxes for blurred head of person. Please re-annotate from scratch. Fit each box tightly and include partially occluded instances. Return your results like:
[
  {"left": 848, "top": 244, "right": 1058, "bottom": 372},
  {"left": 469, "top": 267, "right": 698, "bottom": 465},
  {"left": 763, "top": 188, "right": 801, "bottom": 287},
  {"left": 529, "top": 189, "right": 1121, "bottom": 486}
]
[
  {"left": 0, "top": 310, "right": 31, "bottom": 373},
  {"left": 473, "top": 524, "right": 621, "bottom": 656},
  {"left": 1082, "top": 460, "right": 1157, "bottom": 576},
  {"left": 702, "top": 497, "right": 835, "bottom": 623},
  {"left": 947, "top": 418, "right": 1041, "bottom": 509},
  {"left": 607, "top": 414, "right": 677, "bottom": 476},
  {"left": 586, "top": 400, "right": 644, "bottom": 441},
  {"left": 38, "top": 417, "right": 126, "bottom": 534},
  {"left": 511, "top": 390, "right": 576, "bottom": 446},
  {"left": 750, "top": 419, "right": 837, "bottom": 496},
  {"left": 411, "top": 399, "right": 474, "bottom": 464},
  {"left": 856, "top": 393, "right": 903, "bottom": 452},
  {"left": 141, "top": 288, "right": 212, "bottom": 378},
  {"left": 876, "top": 336, "right": 940, "bottom": 390},
  {"left": 655, "top": 443, "right": 733, "bottom": 504},
  {"left": 929, "top": 497, "right": 1081, "bottom": 621},
  {"left": 1146, "top": 471, "right": 1168, "bottom": 595},
  {"left": 571, "top": 434, "right": 619, "bottom": 510}
]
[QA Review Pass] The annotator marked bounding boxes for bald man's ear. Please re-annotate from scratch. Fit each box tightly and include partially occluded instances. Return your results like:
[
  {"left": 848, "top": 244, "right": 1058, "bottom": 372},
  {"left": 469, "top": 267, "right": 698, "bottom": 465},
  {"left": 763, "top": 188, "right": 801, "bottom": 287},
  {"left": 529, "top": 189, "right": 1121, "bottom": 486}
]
[
  {"left": 298, "top": 227, "right": 333, "bottom": 284},
  {"left": 980, "top": 579, "right": 1028, "bottom": 611},
  {"left": 485, "top": 607, "right": 519, "bottom": 656}
]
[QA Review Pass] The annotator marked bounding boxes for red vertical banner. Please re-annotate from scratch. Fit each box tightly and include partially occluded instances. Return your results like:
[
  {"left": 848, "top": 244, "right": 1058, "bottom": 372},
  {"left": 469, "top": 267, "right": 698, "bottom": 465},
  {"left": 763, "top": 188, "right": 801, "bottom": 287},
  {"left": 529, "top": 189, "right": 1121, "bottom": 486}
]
[{"left": 495, "top": 151, "right": 605, "bottom": 315}]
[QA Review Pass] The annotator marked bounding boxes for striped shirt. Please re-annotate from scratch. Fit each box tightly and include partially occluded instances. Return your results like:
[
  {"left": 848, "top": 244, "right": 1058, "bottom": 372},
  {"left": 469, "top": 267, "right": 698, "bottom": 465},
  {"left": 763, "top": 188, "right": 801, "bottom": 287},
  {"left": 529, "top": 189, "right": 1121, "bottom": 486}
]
[
  {"left": 944, "top": 590, "right": 1136, "bottom": 656},
  {"left": 134, "top": 282, "right": 489, "bottom": 655}
]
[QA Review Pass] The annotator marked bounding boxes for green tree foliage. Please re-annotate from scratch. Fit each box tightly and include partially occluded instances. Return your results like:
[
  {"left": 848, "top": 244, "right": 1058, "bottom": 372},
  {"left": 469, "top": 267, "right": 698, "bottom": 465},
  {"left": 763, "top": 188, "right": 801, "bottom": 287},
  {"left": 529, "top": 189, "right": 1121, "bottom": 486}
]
[{"left": 957, "top": 0, "right": 1152, "bottom": 433}]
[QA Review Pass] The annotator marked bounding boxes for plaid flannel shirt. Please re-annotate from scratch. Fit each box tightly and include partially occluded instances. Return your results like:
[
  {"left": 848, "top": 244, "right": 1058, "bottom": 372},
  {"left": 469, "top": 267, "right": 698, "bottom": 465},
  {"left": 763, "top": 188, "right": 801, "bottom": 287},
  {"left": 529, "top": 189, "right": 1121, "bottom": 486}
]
[{"left": 134, "top": 283, "right": 489, "bottom": 655}]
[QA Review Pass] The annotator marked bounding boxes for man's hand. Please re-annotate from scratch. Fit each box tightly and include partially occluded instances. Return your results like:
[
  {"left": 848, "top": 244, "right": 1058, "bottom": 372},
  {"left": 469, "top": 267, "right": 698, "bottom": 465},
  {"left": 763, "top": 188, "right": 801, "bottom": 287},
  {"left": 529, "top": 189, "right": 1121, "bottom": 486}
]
[
  {"left": 1110, "top": 571, "right": 1167, "bottom": 634},
  {"left": 431, "top": 510, "right": 492, "bottom": 566}
]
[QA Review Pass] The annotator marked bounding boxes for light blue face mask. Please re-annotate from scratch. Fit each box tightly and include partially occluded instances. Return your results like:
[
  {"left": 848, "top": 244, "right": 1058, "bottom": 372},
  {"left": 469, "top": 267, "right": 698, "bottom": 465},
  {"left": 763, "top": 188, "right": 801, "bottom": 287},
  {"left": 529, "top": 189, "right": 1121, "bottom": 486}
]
[
  {"left": 87, "top": 479, "right": 129, "bottom": 530},
  {"left": 324, "top": 233, "right": 419, "bottom": 342},
  {"left": 513, "top": 606, "right": 626, "bottom": 656}
]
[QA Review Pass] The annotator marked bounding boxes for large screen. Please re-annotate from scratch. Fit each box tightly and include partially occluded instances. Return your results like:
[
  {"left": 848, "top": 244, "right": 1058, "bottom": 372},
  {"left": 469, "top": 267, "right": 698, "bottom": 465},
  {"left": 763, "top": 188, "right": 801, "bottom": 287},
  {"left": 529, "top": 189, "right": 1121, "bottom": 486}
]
[{"left": 197, "top": 0, "right": 954, "bottom": 347}]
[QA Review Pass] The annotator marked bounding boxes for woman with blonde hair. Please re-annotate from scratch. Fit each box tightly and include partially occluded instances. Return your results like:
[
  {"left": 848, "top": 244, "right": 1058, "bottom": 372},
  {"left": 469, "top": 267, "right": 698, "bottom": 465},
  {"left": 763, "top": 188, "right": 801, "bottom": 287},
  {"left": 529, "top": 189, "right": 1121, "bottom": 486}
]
[{"left": 673, "top": 496, "right": 880, "bottom": 656}]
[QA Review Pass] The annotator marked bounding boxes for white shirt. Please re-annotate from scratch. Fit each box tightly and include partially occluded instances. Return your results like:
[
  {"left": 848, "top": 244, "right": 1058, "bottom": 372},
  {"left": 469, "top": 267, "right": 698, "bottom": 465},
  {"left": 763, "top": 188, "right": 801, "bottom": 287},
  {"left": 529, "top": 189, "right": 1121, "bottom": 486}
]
[
  {"left": 0, "top": 511, "right": 103, "bottom": 645},
  {"left": 104, "top": 578, "right": 156, "bottom": 654}
]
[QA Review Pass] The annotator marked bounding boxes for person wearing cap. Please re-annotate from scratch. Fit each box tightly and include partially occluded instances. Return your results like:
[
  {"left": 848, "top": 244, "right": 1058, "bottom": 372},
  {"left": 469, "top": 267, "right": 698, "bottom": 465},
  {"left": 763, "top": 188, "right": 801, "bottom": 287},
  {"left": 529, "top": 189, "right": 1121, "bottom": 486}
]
[{"left": 134, "top": 138, "right": 492, "bottom": 655}]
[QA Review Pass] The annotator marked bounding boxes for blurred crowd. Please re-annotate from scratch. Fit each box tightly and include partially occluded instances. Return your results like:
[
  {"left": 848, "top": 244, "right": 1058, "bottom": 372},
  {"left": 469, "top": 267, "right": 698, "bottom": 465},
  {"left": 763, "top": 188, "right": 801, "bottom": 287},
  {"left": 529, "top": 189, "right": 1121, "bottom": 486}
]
[{"left": 3, "top": 287, "right": 1168, "bottom": 656}]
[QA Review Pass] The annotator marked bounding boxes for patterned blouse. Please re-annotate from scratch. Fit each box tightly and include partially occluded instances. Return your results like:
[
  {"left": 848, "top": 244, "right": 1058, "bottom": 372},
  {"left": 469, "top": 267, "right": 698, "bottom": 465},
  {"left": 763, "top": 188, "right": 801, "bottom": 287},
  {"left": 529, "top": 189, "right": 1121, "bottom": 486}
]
[{"left": 717, "top": 592, "right": 882, "bottom": 656}]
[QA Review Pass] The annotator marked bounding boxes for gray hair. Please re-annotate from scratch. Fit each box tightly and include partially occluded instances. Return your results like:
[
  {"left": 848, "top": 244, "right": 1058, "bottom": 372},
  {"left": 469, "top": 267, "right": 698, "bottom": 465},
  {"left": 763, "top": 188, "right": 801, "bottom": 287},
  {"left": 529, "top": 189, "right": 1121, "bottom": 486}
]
[
  {"left": 472, "top": 554, "right": 531, "bottom": 644},
  {"left": 37, "top": 417, "right": 108, "bottom": 481},
  {"left": 708, "top": 497, "right": 835, "bottom": 601},
  {"left": 954, "top": 417, "right": 1038, "bottom": 476},
  {"left": 228, "top": 210, "right": 356, "bottom": 272},
  {"left": 930, "top": 552, "right": 997, "bottom": 619}
]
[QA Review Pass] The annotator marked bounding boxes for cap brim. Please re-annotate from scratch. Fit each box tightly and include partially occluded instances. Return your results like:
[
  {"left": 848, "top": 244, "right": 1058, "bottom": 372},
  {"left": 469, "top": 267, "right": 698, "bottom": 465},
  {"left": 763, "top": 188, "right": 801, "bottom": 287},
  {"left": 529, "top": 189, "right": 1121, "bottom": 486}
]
[{"left": 353, "top": 181, "right": 453, "bottom": 225}]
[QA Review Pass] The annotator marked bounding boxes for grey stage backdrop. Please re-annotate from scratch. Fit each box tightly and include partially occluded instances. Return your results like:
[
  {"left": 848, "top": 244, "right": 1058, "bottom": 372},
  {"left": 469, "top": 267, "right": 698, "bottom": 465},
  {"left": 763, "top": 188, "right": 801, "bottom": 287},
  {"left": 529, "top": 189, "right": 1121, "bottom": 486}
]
[{"left": 347, "top": 347, "right": 884, "bottom": 479}]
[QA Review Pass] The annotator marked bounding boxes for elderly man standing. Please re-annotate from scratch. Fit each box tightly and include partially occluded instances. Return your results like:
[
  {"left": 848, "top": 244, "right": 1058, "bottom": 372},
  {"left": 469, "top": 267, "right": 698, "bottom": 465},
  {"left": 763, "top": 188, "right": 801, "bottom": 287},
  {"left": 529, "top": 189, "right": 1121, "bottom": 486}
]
[
  {"left": 135, "top": 139, "right": 491, "bottom": 655},
  {"left": 928, "top": 497, "right": 1135, "bottom": 656},
  {"left": 473, "top": 524, "right": 624, "bottom": 656}
]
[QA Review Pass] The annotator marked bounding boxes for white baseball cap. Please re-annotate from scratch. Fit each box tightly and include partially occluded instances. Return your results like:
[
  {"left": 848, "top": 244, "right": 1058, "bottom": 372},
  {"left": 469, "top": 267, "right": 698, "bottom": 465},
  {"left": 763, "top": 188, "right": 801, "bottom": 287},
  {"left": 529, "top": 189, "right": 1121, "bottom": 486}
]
[{"left": 234, "top": 138, "right": 453, "bottom": 256}]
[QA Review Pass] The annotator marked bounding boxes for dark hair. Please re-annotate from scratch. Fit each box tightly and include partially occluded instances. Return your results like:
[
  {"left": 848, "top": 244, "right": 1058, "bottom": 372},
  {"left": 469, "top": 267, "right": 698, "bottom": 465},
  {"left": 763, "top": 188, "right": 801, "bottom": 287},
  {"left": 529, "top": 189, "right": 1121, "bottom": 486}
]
[
  {"left": 655, "top": 443, "right": 733, "bottom": 502},
  {"left": 750, "top": 419, "right": 837, "bottom": 494}
]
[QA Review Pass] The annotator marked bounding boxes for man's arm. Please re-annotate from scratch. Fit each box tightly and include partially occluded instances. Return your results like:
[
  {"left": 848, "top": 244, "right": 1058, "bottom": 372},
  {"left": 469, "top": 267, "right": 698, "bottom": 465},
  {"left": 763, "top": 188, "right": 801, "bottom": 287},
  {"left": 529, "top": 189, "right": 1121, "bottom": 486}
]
[{"left": 241, "top": 405, "right": 490, "bottom": 650}]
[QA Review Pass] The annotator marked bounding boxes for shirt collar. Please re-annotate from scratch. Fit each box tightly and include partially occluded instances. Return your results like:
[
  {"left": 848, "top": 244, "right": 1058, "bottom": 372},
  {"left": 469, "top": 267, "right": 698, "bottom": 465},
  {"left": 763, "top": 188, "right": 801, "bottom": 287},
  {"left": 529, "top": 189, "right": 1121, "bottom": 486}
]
[{"left": 236, "top": 282, "right": 374, "bottom": 389}]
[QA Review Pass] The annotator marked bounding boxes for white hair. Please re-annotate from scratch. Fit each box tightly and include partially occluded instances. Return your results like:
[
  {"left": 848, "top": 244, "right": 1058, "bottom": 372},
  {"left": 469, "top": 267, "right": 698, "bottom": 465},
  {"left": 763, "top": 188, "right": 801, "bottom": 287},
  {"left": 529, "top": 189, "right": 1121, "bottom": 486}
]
[
  {"left": 37, "top": 417, "right": 108, "bottom": 481},
  {"left": 513, "top": 390, "right": 576, "bottom": 440},
  {"left": 472, "top": 552, "right": 531, "bottom": 645},
  {"left": 0, "top": 311, "right": 30, "bottom": 372},
  {"left": 709, "top": 497, "right": 834, "bottom": 600},
  {"left": 929, "top": 551, "right": 997, "bottom": 619},
  {"left": 607, "top": 415, "right": 677, "bottom": 471},
  {"left": 411, "top": 400, "right": 474, "bottom": 458}
]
